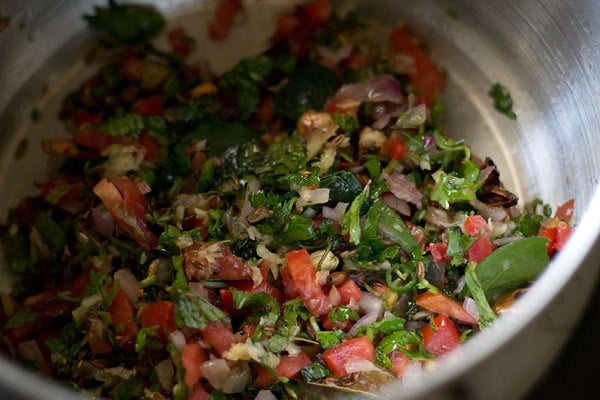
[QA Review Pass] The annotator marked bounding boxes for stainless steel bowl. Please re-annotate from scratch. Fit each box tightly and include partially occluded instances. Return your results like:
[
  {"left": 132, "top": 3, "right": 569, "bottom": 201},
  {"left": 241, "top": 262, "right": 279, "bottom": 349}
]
[{"left": 1, "top": 1, "right": 599, "bottom": 399}]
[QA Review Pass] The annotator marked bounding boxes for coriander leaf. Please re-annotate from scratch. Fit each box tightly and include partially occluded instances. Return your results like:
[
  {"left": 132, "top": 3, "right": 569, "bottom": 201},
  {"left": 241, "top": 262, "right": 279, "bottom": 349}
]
[
  {"left": 320, "top": 170, "right": 363, "bottom": 206},
  {"left": 328, "top": 306, "right": 359, "bottom": 324},
  {"left": 375, "top": 330, "right": 431, "bottom": 369},
  {"left": 232, "top": 288, "right": 280, "bottom": 327},
  {"left": 33, "top": 213, "right": 66, "bottom": 250},
  {"left": 101, "top": 114, "right": 144, "bottom": 137},
  {"left": 84, "top": 1, "right": 165, "bottom": 44},
  {"left": 157, "top": 226, "right": 201, "bottom": 255},
  {"left": 431, "top": 159, "right": 483, "bottom": 209},
  {"left": 489, "top": 83, "right": 517, "bottom": 120},
  {"left": 355, "top": 316, "right": 405, "bottom": 341},
  {"left": 445, "top": 228, "right": 474, "bottom": 266},
  {"left": 464, "top": 266, "right": 496, "bottom": 328},
  {"left": 3, "top": 309, "right": 39, "bottom": 329},
  {"left": 341, "top": 181, "right": 369, "bottom": 245},
  {"left": 474, "top": 236, "right": 549, "bottom": 301},
  {"left": 316, "top": 329, "right": 344, "bottom": 349},
  {"left": 301, "top": 361, "right": 331, "bottom": 382},
  {"left": 331, "top": 113, "right": 359, "bottom": 135}
]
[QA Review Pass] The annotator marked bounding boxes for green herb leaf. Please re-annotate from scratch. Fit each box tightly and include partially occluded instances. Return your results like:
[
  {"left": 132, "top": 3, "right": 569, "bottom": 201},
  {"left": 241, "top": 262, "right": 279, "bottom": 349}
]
[
  {"left": 375, "top": 330, "right": 431, "bottom": 369},
  {"left": 320, "top": 170, "right": 363, "bottom": 206},
  {"left": 232, "top": 288, "right": 280, "bottom": 328},
  {"left": 33, "top": 213, "right": 66, "bottom": 250},
  {"left": 3, "top": 309, "right": 39, "bottom": 329},
  {"left": 474, "top": 237, "right": 549, "bottom": 301},
  {"left": 488, "top": 83, "right": 517, "bottom": 120},
  {"left": 341, "top": 181, "right": 369, "bottom": 245},
  {"left": 301, "top": 361, "right": 331, "bottom": 382},
  {"left": 84, "top": 1, "right": 165, "bottom": 44},
  {"left": 464, "top": 265, "right": 496, "bottom": 328}
]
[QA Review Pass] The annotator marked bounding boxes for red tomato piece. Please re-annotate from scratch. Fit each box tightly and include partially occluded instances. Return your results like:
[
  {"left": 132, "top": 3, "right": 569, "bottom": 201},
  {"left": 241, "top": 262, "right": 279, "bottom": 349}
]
[
  {"left": 134, "top": 95, "right": 164, "bottom": 116},
  {"left": 322, "top": 336, "right": 375, "bottom": 377},
  {"left": 467, "top": 234, "right": 494, "bottom": 263},
  {"left": 388, "top": 26, "right": 446, "bottom": 107},
  {"left": 139, "top": 131, "right": 161, "bottom": 163},
  {"left": 187, "top": 387, "right": 211, "bottom": 400},
  {"left": 200, "top": 321, "right": 236, "bottom": 356},
  {"left": 182, "top": 342, "right": 206, "bottom": 387},
  {"left": 462, "top": 215, "right": 489, "bottom": 236},
  {"left": 75, "top": 130, "right": 144, "bottom": 157},
  {"left": 422, "top": 314, "right": 460, "bottom": 356},
  {"left": 70, "top": 269, "right": 91, "bottom": 298},
  {"left": 6, "top": 322, "right": 37, "bottom": 343},
  {"left": 555, "top": 198, "right": 575, "bottom": 222},
  {"left": 541, "top": 220, "right": 573, "bottom": 256},
  {"left": 253, "top": 351, "right": 312, "bottom": 388},
  {"left": 388, "top": 138, "right": 409, "bottom": 160},
  {"left": 168, "top": 27, "right": 192, "bottom": 57},
  {"left": 71, "top": 110, "right": 101, "bottom": 129},
  {"left": 271, "top": 12, "right": 300, "bottom": 43},
  {"left": 300, "top": 0, "right": 332, "bottom": 29},
  {"left": 320, "top": 313, "right": 353, "bottom": 332},
  {"left": 427, "top": 242, "right": 451, "bottom": 263},
  {"left": 280, "top": 266, "right": 299, "bottom": 299},
  {"left": 388, "top": 349, "right": 411, "bottom": 378},
  {"left": 140, "top": 301, "right": 176, "bottom": 343},
  {"left": 93, "top": 177, "right": 158, "bottom": 251},
  {"left": 109, "top": 287, "right": 138, "bottom": 350},
  {"left": 208, "top": 0, "right": 242, "bottom": 40},
  {"left": 284, "top": 249, "right": 332, "bottom": 317},
  {"left": 336, "top": 279, "right": 363, "bottom": 305},
  {"left": 414, "top": 292, "right": 476, "bottom": 324}
]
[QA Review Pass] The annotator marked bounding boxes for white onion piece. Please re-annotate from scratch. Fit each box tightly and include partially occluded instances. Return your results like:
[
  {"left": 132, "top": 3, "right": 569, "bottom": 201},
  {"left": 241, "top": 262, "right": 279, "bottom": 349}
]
[
  {"left": 202, "top": 359, "right": 251, "bottom": 394},
  {"left": 401, "top": 361, "right": 424, "bottom": 385},
  {"left": 154, "top": 358, "right": 175, "bottom": 391},
  {"left": 344, "top": 358, "right": 378, "bottom": 374},
  {"left": 18, "top": 340, "right": 51, "bottom": 375},
  {"left": 382, "top": 172, "right": 423, "bottom": 209},
  {"left": 256, "top": 390, "right": 278, "bottom": 400},
  {"left": 169, "top": 330, "right": 187, "bottom": 350},
  {"left": 322, "top": 202, "right": 348, "bottom": 221},
  {"left": 395, "top": 103, "right": 427, "bottom": 128},
  {"left": 114, "top": 269, "right": 140, "bottom": 303},
  {"left": 317, "top": 44, "right": 353, "bottom": 63},
  {"left": 463, "top": 296, "right": 480, "bottom": 322},
  {"left": 470, "top": 197, "right": 508, "bottom": 222},
  {"left": 331, "top": 75, "right": 404, "bottom": 105},
  {"left": 358, "top": 292, "right": 384, "bottom": 316},
  {"left": 349, "top": 310, "right": 380, "bottom": 336},
  {"left": 91, "top": 205, "right": 114, "bottom": 237},
  {"left": 296, "top": 187, "right": 330, "bottom": 207},
  {"left": 381, "top": 192, "right": 411, "bottom": 216},
  {"left": 328, "top": 285, "right": 341, "bottom": 307},
  {"left": 424, "top": 207, "right": 464, "bottom": 228},
  {"left": 454, "top": 275, "right": 466, "bottom": 294},
  {"left": 189, "top": 281, "right": 210, "bottom": 299}
]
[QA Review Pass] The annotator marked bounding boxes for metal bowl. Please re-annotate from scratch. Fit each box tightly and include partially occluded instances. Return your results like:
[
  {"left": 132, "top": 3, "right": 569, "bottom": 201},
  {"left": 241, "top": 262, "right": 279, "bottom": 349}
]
[{"left": 1, "top": 1, "right": 599, "bottom": 399}]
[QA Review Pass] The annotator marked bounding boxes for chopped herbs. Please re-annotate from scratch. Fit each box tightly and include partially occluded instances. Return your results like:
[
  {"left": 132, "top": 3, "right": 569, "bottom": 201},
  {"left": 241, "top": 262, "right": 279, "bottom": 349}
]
[{"left": 489, "top": 83, "right": 517, "bottom": 120}]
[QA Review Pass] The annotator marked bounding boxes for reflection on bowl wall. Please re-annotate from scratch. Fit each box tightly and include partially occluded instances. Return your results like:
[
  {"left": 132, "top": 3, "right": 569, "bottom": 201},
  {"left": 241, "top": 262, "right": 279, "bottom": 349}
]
[{"left": 0, "top": 1, "right": 599, "bottom": 399}]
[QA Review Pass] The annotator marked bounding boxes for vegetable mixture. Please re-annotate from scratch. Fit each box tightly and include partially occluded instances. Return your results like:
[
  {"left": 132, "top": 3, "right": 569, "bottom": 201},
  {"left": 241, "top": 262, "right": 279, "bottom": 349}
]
[{"left": 0, "top": 1, "right": 575, "bottom": 399}]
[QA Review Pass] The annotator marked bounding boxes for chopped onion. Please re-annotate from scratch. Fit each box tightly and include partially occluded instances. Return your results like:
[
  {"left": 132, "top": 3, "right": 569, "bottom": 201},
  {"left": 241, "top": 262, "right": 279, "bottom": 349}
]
[
  {"left": 344, "top": 358, "right": 378, "bottom": 374},
  {"left": 114, "top": 269, "right": 140, "bottom": 303},
  {"left": 296, "top": 187, "right": 330, "bottom": 207},
  {"left": 331, "top": 75, "right": 404, "bottom": 107},
  {"left": 91, "top": 205, "right": 114, "bottom": 237},
  {"left": 470, "top": 197, "right": 508, "bottom": 221},
  {"left": 424, "top": 206, "right": 464, "bottom": 228},
  {"left": 463, "top": 296, "right": 479, "bottom": 322},
  {"left": 201, "top": 359, "right": 251, "bottom": 394},
  {"left": 382, "top": 172, "right": 424, "bottom": 209},
  {"left": 454, "top": 275, "right": 466, "bottom": 294},
  {"left": 328, "top": 285, "right": 341, "bottom": 306},
  {"left": 382, "top": 192, "right": 411, "bottom": 216},
  {"left": 349, "top": 310, "right": 380, "bottom": 336},
  {"left": 322, "top": 202, "right": 348, "bottom": 221},
  {"left": 255, "top": 390, "right": 278, "bottom": 400},
  {"left": 317, "top": 44, "right": 353, "bottom": 63},
  {"left": 395, "top": 104, "right": 427, "bottom": 128},
  {"left": 402, "top": 361, "right": 424, "bottom": 385},
  {"left": 358, "top": 292, "right": 384, "bottom": 316},
  {"left": 169, "top": 330, "right": 187, "bottom": 350},
  {"left": 425, "top": 261, "right": 446, "bottom": 290},
  {"left": 189, "top": 281, "right": 210, "bottom": 299}
]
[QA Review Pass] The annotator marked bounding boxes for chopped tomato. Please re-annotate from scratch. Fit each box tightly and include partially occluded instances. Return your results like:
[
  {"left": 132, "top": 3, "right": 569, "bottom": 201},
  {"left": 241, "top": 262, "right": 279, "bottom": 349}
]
[
  {"left": 253, "top": 351, "right": 312, "bottom": 388},
  {"left": 422, "top": 314, "right": 460, "bottom": 356},
  {"left": 89, "top": 331, "right": 113, "bottom": 355},
  {"left": 320, "top": 313, "right": 353, "bottom": 332},
  {"left": 71, "top": 110, "right": 101, "bottom": 129},
  {"left": 134, "top": 95, "right": 164, "bottom": 116},
  {"left": 272, "top": 12, "right": 300, "bottom": 43},
  {"left": 468, "top": 235, "right": 494, "bottom": 263},
  {"left": 6, "top": 321, "right": 37, "bottom": 343},
  {"left": 462, "top": 215, "right": 489, "bottom": 236},
  {"left": 300, "top": 0, "right": 332, "bottom": 29},
  {"left": 75, "top": 130, "right": 144, "bottom": 158},
  {"left": 540, "top": 220, "right": 573, "bottom": 256},
  {"left": 388, "top": 26, "right": 445, "bottom": 107},
  {"left": 40, "top": 178, "right": 87, "bottom": 214},
  {"left": 427, "top": 242, "right": 451, "bottom": 263},
  {"left": 387, "top": 138, "right": 409, "bottom": 160},
  {"left": 70, "top": 269, "right": 91, "bottom": 298},
  {"left": 388, "top": 349, "right": 411, "bottom": 378},
  {"left": 139, "top": 131, "right": 161, "bottom": 163},
  {"left": 555, "top": 198, "right": 575, "bottom": 223},
  {"left": 336, "top": 279, "right": 363, "bottom": 305},
  {"left": 280, "top": 266, "right": 299, "bottom": 299},
  {"left": 322, "top": 336, "right": 375, "bottom": 377},
  {"left": 182, "top": 342, "right": 206, "bottom": 387},
  {"left": 414, "top": 292, "right": 476, "bottom": 324},
  {"left": 187, "top": 387, "right": 211, "bottom": 400},
  {"left": 168, "top": 27, "right": 193, "bottom": 57},
  {"left": 208, "top": 0, "right": 242, "bottom": 40},
  {"left": 109, "top": 287, "right": 138, "bottom": 350},
  {"left": 324, "top": 97, "right": 360, "bottom": 116},
  {"left": 284, "top": 249, "right": 332, "bottom": 317},
  {"left": 200, "top": 321, "right": 236, "bottom": 356},
  {"left": 140, "top": 301, "right": 176, "bottom": 343},
  {"left": 93, "top": 177, "right": 158, "bottom": 251}
]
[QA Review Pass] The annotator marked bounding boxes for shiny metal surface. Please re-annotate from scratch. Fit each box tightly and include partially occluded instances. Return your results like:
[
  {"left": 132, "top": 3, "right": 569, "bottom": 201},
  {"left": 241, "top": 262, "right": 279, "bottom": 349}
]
[{"left": 1, "top": 1, "right": 599, "bottom": 399}]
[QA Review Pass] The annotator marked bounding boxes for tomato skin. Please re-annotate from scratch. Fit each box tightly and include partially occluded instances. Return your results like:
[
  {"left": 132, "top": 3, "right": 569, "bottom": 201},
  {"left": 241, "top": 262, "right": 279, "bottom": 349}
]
[
  {"left": 109, "top": 287, "right": 138, "bottom": 350},
  {"left": 200, "top": 321, "right": 236, "bottom": 356},
  {"left": 462, "top": 215, "right": 489, "bottom": 236},
  {"left": 388, "top": 349, "right": 411, "bottom": 378},
  {"left": 336, "top": 279, "right": 363, "bottom": 305},
  {"left": 93, "top": 177, "right": 158, "bottom": 251},
  {"left": 388, "top": 26, "right": 445, "bottom": 107},
  {"left": 284, "top": 249, "right": 332, "bottom": 317},
  {"left": 134, "top": 95, "right": 164, "bottom": 116},
  {"left": 140, "top": 301, "right": 176, "bottom": 343},
  {"left": 71, "top": 110, "right": 101, "bottom": 129},
  {"left": 540, "top": 220, "right": 573, "bottom": 256},
  {"left": 427, "top": 242, "right": 451, "bottom": 263},
  {"left": 187, "top": 387, "right": 211, "bottom": 400},
  {"left": 300, "top": 0, "right": 332, "bottom": 29},
  {"left": 422, "top": 314, "right": 460, "bottom": 356},
  {"left": 322, "top": 336, "right": 375, "bottom": 377},
  {"left": 253, "top": 351, "right": 312, "bottom": 388},
  {"left": 414, "top": 292, "right": 476, "bottom": 324},
  {"left": 555, "top": 198, "right": 575, "bottom": 222},
  {"left": 467, "top": 235, "right": 494, "bottom": 263},
  {"left": 168, "top": 27, "right": 192, "bottom": 57},
  {"left": 182, "top": 342, "right": 206, "bottom": 387},
  {"left": 209, "top": 0, "right": 242, "bottom": 40},
  {"left": 388, "top": 138, "right": 409, "bottom": 161}
]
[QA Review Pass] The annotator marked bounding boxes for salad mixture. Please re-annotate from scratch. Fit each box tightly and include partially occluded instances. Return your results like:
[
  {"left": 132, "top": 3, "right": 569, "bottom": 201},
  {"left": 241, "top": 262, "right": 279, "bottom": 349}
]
[{"left": 0, "top": 1, "right": 575, "bottom": 399}]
